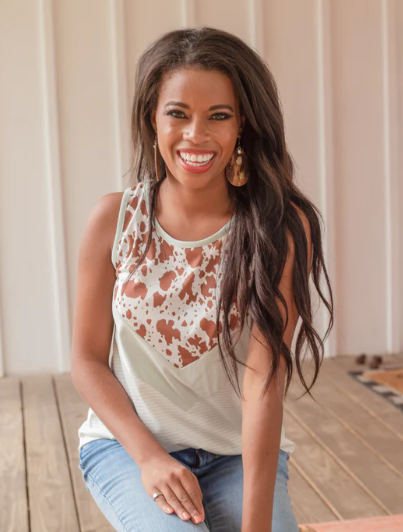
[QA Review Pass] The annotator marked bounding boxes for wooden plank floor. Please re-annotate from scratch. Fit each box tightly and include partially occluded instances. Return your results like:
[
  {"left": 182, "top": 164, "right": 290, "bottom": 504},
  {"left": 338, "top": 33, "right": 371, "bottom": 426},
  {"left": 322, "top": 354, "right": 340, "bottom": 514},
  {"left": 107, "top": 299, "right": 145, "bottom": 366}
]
[{"left": 0, "top": 355, "right": 402, "bottom": 531}]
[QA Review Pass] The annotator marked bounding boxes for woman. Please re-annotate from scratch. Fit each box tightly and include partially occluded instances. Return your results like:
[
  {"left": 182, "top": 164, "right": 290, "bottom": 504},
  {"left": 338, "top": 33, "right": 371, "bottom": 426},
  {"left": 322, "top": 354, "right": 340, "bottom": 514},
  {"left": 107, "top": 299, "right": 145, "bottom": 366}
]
[{"left": 71, "top": 26, "right": 333, "bottom": 532}]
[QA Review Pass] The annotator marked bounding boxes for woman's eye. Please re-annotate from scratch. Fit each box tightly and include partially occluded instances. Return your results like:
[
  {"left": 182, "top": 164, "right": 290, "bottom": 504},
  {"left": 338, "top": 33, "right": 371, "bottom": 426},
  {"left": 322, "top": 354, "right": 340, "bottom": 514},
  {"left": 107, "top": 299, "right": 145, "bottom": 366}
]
[
  {"left": 164, "top": 110, "right": 231, "bottom": 120},
  {"left": 212, "top": 113, "right": 231, "bottom": 120},
  {"left": 166, "top": 110, "right": 185, "bottom": 118}
]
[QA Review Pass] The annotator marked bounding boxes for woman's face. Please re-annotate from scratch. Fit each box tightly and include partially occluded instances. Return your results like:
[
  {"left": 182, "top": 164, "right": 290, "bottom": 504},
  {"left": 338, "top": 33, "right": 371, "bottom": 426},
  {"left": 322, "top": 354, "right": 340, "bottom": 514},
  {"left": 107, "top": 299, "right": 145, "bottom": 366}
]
[{"left": 151, "top": 68, "right": 244, "bottom": 188}]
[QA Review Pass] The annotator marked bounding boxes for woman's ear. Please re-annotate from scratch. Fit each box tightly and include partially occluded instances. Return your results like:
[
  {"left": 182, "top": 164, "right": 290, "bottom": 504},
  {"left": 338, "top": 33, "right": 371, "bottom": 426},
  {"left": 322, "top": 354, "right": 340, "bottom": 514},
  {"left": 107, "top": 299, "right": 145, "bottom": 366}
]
[{"left": 151, "top": 110, "right": 157, "bottom": 133}]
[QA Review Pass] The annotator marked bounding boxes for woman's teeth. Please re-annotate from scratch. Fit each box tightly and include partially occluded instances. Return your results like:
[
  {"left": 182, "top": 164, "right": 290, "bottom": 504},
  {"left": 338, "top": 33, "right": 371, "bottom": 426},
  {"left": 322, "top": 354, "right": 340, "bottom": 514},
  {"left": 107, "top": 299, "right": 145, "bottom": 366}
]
[{"left": 179, "top": 152, "right": 215, "bottom": 166}]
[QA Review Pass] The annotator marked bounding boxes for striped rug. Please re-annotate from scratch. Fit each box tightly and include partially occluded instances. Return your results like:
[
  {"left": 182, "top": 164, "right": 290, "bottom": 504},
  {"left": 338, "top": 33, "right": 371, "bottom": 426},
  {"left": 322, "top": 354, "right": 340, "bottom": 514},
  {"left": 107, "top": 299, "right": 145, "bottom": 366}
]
[{"left": 348, "top": 366, "right": 403, "bottom": 413}]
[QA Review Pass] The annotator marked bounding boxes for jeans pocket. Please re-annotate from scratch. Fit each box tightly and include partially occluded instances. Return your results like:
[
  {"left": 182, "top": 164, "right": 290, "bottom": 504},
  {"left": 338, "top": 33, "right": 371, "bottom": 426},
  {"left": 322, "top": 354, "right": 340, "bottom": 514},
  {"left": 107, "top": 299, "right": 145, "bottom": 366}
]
[
  {"left": 280, "top": 449, "right": 290, "bottom": 461},
  {"left": 277, "top": 450, "right": 290, "bottom": 483},
  {"left": 78, "top": 445, "right": 88, "bottom": 472},
  {"left": 78, "top": 450, "right": 90, "bottom": 491},
  {"left": 82, "top": 475, "right": 91, "bottom": 492}
]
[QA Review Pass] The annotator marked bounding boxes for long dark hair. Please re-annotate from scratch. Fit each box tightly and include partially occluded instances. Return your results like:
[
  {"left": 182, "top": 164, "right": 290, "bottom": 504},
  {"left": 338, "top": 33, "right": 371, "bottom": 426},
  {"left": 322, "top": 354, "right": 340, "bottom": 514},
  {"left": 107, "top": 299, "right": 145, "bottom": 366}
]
[{"left": 126, "top": 26, "right": 334, "bottom": 401}]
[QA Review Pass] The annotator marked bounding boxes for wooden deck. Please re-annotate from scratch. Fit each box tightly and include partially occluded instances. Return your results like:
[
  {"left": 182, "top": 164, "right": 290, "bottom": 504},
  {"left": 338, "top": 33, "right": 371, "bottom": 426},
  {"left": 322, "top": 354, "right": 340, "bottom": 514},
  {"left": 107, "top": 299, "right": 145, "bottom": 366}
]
[{"left": 1, "top": 355, "right": 402, "bottom": 532}]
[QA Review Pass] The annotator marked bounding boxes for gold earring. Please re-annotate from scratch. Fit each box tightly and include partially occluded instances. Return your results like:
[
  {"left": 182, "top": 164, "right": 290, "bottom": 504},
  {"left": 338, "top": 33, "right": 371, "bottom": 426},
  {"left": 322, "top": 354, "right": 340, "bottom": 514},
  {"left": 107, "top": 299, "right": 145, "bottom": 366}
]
[
  {"left": 153, "top": 134, "right": 161, "bottom": 182},
  {"left": 225, "top": 134, "right": 249, "bottom": 187}
]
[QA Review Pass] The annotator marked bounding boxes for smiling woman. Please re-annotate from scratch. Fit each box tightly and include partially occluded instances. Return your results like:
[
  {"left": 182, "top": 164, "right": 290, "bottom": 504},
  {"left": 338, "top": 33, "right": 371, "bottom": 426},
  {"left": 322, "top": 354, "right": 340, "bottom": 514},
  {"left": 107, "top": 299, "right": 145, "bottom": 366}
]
[
  {"left": 154, "top": 70, "right": 247, "bottom": 191},
  {"left": 149, "top": 68, "right": 243, "bottom": 237},
  {"left": 71, "top": 26, "right": 334, "bottom": 532}
]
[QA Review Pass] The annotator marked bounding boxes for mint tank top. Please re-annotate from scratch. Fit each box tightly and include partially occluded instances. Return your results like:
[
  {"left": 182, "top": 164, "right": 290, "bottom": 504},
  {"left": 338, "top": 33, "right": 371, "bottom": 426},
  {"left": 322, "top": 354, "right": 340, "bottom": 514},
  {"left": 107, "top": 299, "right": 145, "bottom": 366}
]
[{"left": 77, "top": 181, "right": 296, "bottom": 455}]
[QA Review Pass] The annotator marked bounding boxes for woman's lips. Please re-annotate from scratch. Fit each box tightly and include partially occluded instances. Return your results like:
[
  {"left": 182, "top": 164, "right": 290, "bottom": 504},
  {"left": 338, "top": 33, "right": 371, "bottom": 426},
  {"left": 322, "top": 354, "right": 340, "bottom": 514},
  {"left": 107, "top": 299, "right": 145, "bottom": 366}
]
[{"left": 177, "top": 152, "right": 216, "bottom": 174}]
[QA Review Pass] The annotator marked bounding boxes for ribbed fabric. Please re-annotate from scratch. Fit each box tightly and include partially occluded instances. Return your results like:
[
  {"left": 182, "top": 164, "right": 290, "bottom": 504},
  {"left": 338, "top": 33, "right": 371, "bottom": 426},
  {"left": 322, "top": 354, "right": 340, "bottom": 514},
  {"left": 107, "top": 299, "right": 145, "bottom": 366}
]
[{"left": 78, "top": 181, "right": 296, "bottom": 455}]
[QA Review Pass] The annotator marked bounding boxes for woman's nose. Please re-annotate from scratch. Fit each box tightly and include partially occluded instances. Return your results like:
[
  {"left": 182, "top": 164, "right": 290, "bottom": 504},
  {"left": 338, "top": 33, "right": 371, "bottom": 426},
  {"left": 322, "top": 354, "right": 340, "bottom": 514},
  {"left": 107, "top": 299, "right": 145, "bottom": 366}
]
[{"left": 183, "top": 119, "right": 210, "bottom": 144}]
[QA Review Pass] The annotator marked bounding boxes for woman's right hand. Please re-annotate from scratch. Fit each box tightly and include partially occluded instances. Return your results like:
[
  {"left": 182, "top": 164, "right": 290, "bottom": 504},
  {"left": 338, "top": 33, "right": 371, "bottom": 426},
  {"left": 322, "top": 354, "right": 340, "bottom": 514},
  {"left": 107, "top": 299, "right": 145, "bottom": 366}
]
[{"left": 140, "top": 453, "right": 205, "bottom": 524}]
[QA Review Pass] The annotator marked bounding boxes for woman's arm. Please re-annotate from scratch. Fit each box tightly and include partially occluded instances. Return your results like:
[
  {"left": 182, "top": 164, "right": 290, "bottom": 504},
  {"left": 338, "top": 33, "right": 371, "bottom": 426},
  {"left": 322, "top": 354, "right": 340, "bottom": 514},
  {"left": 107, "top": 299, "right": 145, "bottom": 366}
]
[
  {"left": 241, "top": 210, "right": 312, "bottom": 532},
  {"left": 70, "top": 193, "right": 168, "bottom": 467},
  {"left": 70, "top": 194, "right": 207, "bottom": 525}
]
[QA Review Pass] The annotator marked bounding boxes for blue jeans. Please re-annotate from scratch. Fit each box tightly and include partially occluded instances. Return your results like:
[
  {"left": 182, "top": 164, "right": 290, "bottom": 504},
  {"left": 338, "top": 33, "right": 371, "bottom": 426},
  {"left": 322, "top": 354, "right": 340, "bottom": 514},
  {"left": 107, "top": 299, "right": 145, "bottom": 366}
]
[{"left": 78, "top": 439, "right": 299, "bottom": 532}]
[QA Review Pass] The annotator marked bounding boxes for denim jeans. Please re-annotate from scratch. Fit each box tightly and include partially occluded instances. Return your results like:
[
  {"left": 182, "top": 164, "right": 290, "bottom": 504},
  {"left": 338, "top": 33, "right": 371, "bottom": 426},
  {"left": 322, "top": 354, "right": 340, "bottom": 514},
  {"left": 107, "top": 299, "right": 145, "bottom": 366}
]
[{"left": 78, "top": 438, "right": 299, "bottom": 532}]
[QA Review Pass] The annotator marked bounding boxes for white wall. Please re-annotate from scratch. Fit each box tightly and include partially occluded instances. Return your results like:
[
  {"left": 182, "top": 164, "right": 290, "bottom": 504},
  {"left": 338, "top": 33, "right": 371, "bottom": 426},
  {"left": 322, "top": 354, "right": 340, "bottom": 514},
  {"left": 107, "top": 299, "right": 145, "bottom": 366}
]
[{"left": 0, "top": 0, "right": 401, "bottom": 375}]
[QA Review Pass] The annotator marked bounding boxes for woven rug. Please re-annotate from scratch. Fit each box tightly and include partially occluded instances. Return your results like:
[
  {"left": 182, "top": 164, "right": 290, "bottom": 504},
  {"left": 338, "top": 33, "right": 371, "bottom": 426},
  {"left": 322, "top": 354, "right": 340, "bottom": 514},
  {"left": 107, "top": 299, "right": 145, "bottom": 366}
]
[{"left": 348, "top": 366, "right": 403, "bottom": 413}]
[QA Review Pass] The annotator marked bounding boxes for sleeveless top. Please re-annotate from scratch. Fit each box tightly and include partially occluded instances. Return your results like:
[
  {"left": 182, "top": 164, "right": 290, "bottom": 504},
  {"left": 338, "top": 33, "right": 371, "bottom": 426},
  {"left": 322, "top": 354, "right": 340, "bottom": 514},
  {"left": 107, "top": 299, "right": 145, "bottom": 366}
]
[{"left": 77, "top": 181, "right": 296, "bottom": 455}]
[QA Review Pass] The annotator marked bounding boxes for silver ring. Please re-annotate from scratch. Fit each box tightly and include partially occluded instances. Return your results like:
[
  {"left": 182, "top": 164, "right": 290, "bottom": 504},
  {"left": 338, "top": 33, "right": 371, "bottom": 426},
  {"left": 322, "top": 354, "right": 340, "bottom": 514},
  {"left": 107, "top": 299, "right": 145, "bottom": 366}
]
[{"left": 152, "top": 491, "right": 163, "bottom": 501}]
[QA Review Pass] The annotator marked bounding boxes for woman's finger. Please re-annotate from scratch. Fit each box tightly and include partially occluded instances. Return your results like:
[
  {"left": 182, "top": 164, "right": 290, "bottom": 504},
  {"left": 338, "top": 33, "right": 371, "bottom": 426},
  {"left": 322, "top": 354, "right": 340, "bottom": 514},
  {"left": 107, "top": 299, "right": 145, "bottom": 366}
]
[
  {"left": 151, "top": 489, "right": 175, "bottom": 515},
  {"left": 180, "top": 473, "right": 205, "bottom": 521},
  {"left": 168, "top": 479, "right": 204, "bottom": 524},
  {"left": 158, "top": 482, "right": 195, "bottom": 522}
]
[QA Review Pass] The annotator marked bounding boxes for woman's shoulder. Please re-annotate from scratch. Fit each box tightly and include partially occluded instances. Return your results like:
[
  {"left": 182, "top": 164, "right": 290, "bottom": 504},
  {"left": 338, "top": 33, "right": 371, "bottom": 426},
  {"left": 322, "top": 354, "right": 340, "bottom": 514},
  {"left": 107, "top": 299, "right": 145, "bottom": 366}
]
[
  {"left": 92, "top": 182, "right": 145, "bottom": 231},
  {"left": 82, "top": 183, "right": 144, "bottom": 258},
  {"left": 78, "top": 192, "right": 124, "bottom": 266},
  {"left": 90, "top": 190, "right": 126, "bottom": 234}
]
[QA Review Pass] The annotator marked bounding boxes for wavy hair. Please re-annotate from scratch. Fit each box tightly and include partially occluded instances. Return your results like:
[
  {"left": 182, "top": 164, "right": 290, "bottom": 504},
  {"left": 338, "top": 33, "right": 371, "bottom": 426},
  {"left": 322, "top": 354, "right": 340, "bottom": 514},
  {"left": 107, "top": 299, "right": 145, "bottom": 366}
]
[{"left": 125, "top": 26, "right": 334, "bottom": 401}]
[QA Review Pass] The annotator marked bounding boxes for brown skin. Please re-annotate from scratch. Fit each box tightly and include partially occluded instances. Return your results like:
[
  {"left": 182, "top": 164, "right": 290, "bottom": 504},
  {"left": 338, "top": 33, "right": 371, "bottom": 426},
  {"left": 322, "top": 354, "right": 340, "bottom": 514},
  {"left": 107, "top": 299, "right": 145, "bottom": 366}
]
[
  {"left": 70, "top": 191, "right": 205, "bottom": 524},
  {"left": 71, "top": 66, "right": 311, "bottom": 530},
  {"left": 151, "top": 68, "right": 245, "bottom": 240},
  {"left": 242, "top": 226, "right": 312, "bottom": 532},
  {"left": 71, "top": 68, "right": 243, "bottom": 526}
]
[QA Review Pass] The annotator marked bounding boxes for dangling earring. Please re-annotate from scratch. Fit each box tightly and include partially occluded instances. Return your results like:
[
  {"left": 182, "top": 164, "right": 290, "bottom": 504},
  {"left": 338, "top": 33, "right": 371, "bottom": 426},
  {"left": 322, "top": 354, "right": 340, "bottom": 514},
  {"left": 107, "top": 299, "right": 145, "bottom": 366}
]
[
  {"left": 153, "top": 134, "right": 161, "bottom": 182},
  {"left": 225, "top": 134, "right": 249, "bottom": 187}
]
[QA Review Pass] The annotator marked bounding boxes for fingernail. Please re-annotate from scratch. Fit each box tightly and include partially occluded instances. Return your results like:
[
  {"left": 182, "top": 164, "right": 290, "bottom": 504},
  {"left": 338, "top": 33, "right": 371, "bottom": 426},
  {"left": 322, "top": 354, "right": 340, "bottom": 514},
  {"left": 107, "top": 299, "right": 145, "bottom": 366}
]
[
  {"left": 183, "top": 511, "right": 190, "bottom": 519},
  {"left": 193, "top": 514, "right": 200, "bottom": 523}
]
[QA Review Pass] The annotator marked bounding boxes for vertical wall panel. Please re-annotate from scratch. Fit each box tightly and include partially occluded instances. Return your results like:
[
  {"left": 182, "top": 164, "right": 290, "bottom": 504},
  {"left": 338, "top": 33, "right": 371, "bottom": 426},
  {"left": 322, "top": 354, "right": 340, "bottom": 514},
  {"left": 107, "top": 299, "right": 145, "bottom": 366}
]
[
  {"left": 315, "top": 0, "right": 338, "bottom": 357},
  {"left": 53, "top": 0, "right": 120, "bottom": 333},
  {"left": 382, "top": 0, "right": 401, "bottom": 354},
  {"left": 396, "top": 0, "right": 403, "bottom": 352},
  {"left": 110, "top": 0, "right": 131, "bottom": 191},
  {"left": 331, "top": 0, "right": 389, "bottom": 354},
  {"left": 38, "top": 0, "right": 71, "bottom": 372},
  {"left": 181, "top": 0, "right": 196, "bottom": 27},
  {"left": 264, "top": 0, "right": 337, "bottom": 356},
  {"left": 125, "top": 0, "right": 183, "bottom": 122},
  {"left": 248, "top": 0, "right": 265, "bottom": 56},
  {"left": 0, "top": 298, "right": 4, "bottom": 377},
  {"left": 0, "top": 0, "right": 60, "bottom": 374},
  {"left": 196, "top": 0, "right": 251, "bottom": 45},
  {"left": 0, "top": 0, "right": 401, "bottom": 374},
  {"left": 264, "top": 0, "right": 322, "bottom": 199}
]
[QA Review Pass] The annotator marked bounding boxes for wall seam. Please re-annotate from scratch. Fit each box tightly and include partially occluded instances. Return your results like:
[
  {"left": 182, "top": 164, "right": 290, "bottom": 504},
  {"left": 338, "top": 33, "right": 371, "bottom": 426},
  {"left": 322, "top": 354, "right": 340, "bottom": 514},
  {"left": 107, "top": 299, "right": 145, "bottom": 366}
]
[
  {"left": 110, "top": 0, "right": 130, "bottom": 191},
  {"left": 181, "top": 0, "right": 196, "bottom": 27},
  {"left": 38, "top": 0, "right": 71, "bottom": 372},
  {"left": 316, "top": 0, "right": 337, "bottom": 357},
  {"left": 249, "top": 0, "right": 264, "bottom": 55}
]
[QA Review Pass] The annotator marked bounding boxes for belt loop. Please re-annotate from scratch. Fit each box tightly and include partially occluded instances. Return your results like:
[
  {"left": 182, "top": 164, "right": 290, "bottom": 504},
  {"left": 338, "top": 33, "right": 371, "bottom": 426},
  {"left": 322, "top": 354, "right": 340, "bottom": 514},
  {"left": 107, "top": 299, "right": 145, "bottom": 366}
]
[{"left": 194, "top": 448, "right": 200, "bottom": 467}]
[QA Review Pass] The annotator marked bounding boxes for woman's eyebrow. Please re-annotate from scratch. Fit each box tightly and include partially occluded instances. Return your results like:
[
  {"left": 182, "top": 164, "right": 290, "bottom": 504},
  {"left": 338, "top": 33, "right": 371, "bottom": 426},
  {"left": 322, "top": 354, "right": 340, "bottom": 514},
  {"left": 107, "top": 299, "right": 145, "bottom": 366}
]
[{"left": 164, "top": 101, "right": 234, "bottom": 112}]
